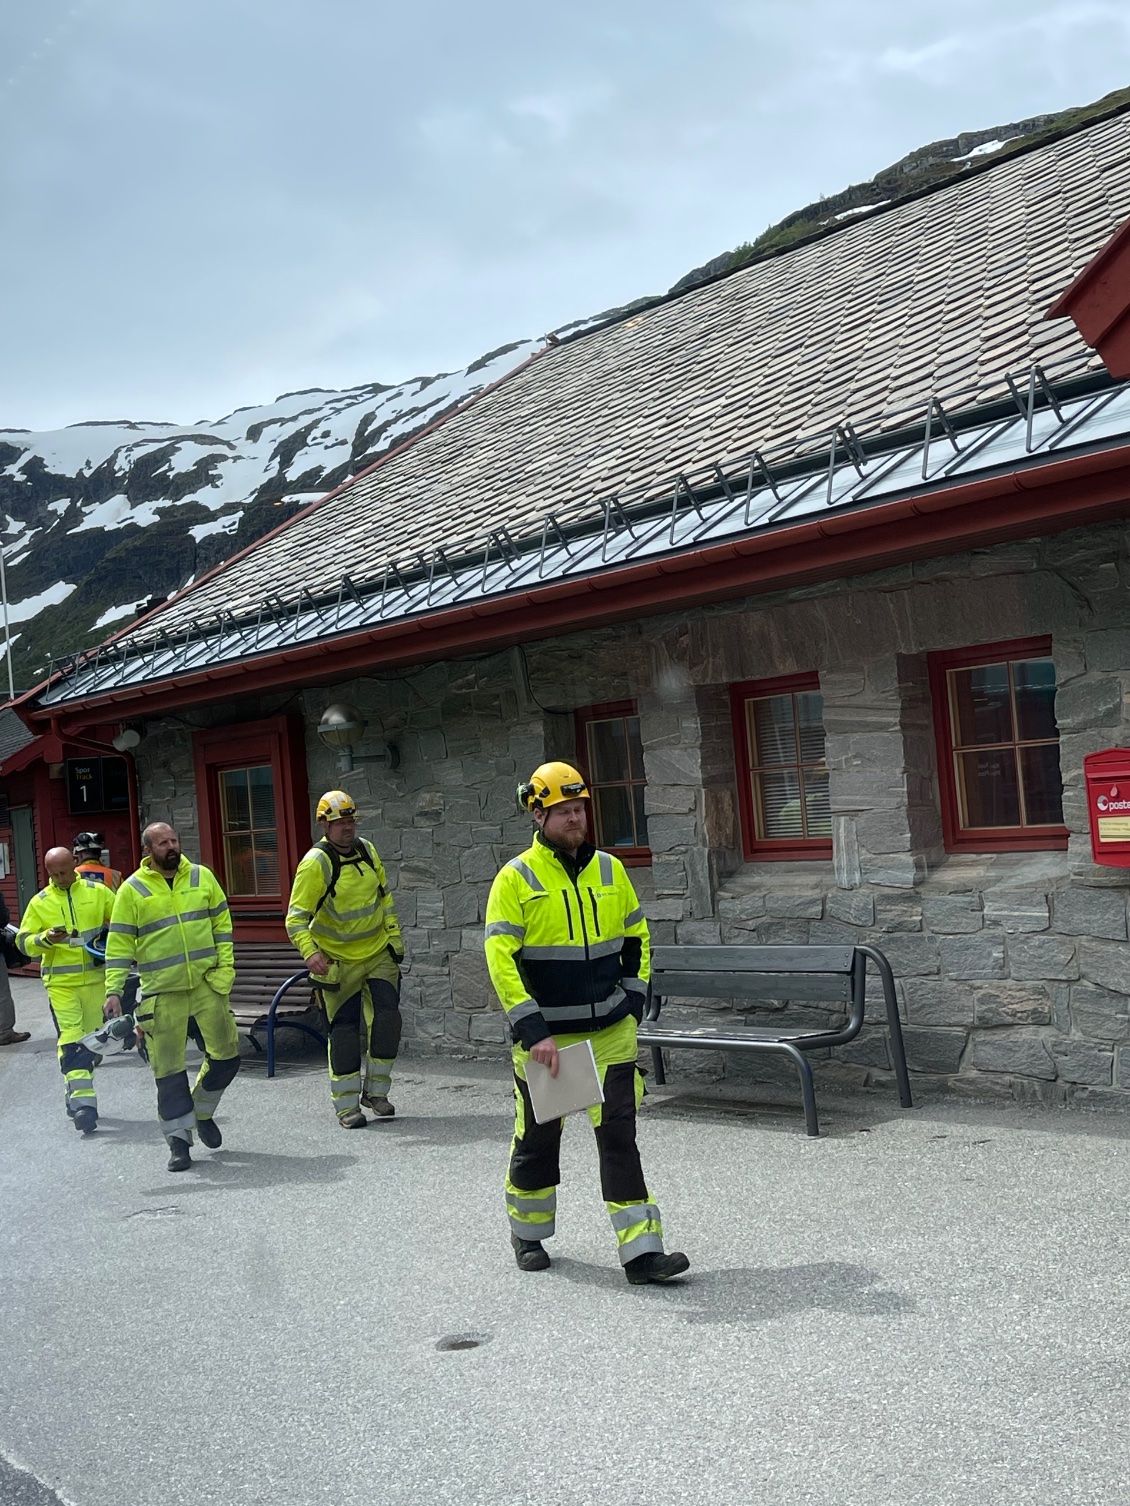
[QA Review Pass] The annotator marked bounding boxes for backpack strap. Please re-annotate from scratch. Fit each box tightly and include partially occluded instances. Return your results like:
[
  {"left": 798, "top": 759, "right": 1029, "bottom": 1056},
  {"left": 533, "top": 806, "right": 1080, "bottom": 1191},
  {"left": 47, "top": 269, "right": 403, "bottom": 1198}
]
[{"left": 309, "top": 838, "right": 378, "bottom": 921}]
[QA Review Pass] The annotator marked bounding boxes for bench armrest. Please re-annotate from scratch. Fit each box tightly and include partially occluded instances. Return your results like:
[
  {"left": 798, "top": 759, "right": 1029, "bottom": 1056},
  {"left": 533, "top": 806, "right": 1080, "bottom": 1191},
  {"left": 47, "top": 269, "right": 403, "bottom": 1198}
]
[{"left": 644, "top": 983, "right": 662, "bottom": 1023}]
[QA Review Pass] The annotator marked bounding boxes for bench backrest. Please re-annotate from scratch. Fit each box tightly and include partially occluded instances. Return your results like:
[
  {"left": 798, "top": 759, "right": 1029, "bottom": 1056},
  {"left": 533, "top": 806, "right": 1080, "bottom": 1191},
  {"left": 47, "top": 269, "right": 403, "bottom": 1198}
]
[
  {"left": 231, "top": 942, "right": 313, "bottom": 1010},
  {"left": 649, "top": 944, "right": 864, "bottom": 1008}
]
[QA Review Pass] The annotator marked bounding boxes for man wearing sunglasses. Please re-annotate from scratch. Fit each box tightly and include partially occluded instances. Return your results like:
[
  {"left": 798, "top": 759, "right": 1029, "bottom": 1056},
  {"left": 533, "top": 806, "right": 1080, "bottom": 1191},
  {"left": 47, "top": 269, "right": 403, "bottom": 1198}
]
[{"left": 485, "top": 760, "right": 689, "bottom": 1286}]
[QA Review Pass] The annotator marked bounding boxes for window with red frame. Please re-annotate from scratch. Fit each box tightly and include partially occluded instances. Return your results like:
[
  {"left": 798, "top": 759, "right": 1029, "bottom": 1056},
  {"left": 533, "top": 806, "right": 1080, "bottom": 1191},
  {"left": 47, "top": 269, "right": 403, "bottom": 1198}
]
[
  {"left": 574, "top": 701, "right": 650, "bottom": 860},
  {"left": 731, "top": 673, "right": 832, "bottom": 860},
  {"left": 929, "top": 638, "right": 1066, "bottom": 852}
]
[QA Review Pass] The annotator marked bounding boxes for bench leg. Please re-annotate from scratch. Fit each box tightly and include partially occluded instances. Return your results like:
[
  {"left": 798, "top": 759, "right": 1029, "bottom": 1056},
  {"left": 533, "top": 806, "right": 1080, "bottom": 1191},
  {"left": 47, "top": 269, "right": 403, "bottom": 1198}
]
[
  {"left": 650, "top": 1044, "right": 666, "bottom": 1085},
  {"left": 780, "top": 1043, "right": 820, "bottom": 1136}
]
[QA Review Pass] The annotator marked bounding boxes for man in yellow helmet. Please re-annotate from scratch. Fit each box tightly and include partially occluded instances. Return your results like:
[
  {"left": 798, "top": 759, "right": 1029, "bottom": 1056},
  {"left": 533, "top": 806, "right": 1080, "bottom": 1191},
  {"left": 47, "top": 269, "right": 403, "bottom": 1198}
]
[
  {"left": 104, "top": 822, "right": 240, "bottom": 1172},
  {"left": 15, "top": 846, "right": 116, "bottom": 1133},
  {"left": 485, "top": 761, "right": 689, "bottom": 1286},
  {"left": 286, "top": 790, "right": 404, "bottom": 1127}
]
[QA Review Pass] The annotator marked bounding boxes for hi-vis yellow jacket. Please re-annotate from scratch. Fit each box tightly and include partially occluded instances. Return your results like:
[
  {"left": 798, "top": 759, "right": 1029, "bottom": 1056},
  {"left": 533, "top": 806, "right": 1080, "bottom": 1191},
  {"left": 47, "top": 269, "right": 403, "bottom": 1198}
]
[
  {"left": 16, "top": 877, "right": 115, "bottom": 987},
  {"left": 104, "top": 857, "right": 235, "bottom": 999},
  {"left": 286, "top": 838, "right": 403, "bottom": 964},
  {"left": 484, "top": 834, "right": 650, "bottom": 1049}
]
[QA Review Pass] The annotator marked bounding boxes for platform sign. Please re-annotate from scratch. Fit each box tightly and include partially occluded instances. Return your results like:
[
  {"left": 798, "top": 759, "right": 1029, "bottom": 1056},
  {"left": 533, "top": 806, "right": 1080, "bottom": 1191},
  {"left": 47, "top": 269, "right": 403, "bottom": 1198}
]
[{"left": 65, "top": 757, "right": 129, "bottom": 815}]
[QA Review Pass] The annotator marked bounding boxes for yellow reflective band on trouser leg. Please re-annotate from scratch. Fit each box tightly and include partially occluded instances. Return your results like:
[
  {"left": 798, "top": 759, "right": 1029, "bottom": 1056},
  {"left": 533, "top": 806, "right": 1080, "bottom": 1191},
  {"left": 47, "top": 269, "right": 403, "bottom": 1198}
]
[
  {"left": 607, "top": 1197, "right": 665, "bottom": 1264},
  {"left": 52, "top": 982, "right": 104, "bottom": 1121},
  {"left": 505, "top": 1183, "right": 557, "bottom": 1240},
  {"left": 331, "top": 1073, "right": 362, "bottom": 1117},
  {"left": 364, "top": 1058, "right": 395, "bottom": 1098}
]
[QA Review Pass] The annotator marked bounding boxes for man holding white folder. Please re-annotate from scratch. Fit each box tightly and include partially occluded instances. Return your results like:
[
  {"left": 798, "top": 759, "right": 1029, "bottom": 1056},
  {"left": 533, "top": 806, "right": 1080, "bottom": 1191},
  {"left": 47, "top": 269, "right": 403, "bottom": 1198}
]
[{"left": 484, "top": 761, "right": 689, "bottom": 1286}]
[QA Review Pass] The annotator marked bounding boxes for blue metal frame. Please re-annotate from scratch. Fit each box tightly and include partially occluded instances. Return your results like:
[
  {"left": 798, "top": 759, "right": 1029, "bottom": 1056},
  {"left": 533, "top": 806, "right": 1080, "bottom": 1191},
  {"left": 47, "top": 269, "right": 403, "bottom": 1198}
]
[{"left": 256, "top": 970, "right": 325, "bottom": 1079}]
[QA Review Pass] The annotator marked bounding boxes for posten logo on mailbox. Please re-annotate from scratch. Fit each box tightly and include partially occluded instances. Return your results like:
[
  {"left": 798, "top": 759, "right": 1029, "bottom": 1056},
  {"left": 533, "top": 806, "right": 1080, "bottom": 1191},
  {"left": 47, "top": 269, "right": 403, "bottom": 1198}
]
[{"left": 1083, "top": 749, "right": 1130, "bottom": 867}]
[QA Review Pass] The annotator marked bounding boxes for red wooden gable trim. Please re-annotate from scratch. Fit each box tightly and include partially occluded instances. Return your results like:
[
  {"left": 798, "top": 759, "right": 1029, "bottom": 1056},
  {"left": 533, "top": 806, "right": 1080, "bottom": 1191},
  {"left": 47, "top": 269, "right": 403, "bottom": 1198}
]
[{"left": 1047, "top": 217, "right": 1130, "bottom": 379}]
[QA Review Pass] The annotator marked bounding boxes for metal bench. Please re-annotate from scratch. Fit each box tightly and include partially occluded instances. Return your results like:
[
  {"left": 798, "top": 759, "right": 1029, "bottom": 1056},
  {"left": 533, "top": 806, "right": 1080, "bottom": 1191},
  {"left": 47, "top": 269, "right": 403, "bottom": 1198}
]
[
  {"left": 230, "top": 942, "right": 323, "bottom": 1079},
  {"left": 637, "top": 944, "right": 912, "bottom": 1136}
]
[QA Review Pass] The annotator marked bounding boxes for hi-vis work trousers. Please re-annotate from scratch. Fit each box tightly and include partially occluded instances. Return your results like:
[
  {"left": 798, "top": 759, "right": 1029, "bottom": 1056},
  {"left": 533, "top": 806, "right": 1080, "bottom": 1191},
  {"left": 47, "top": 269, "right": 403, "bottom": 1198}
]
[
  {"left": 134, "top": 982, "right": 240, "bottom": 1147},
  {"left": 506, "top": 1014, "right": 664, "bottom": 1266},
  {"left": 315, "top": 949, "right": 402, "bottom": 1119},
  {"left": 51, "top": 982, "right": 104, "bottom": 1122}
]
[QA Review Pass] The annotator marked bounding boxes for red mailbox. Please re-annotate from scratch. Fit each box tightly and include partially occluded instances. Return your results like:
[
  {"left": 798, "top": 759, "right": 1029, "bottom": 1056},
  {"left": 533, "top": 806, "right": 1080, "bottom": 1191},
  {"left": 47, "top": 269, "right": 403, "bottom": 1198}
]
[{"left": 1084, "top": 748, "right": 1130, "bottom": 867}]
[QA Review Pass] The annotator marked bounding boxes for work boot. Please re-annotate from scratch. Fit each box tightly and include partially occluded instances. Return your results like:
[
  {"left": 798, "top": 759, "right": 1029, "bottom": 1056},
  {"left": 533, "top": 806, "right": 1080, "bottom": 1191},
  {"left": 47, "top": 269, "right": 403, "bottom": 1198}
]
[
  {"left": 0, "top": 1030, "right": 30, "bottom": 1045},
  {"left": 196, "top": 1117, "right": 222, "bottom": 1149},
  {"left": 511, "top": 1233, "right": 551, "bottom": 1272},
  {"left": 361, "top": 1092, "right": 395, "bottom": 1119},
  {"left": 624, "top": 1251, "right": 690, "bottom": 1285},
  {"left": 73, "top": 1107, "right": 97, "bottom": 1135},
  {"left": 167, "top": 1138, "right": 192, "bottom": 1173},
  {"left": 338, "top": 1109, "right": 367, "bottom": 1129}
]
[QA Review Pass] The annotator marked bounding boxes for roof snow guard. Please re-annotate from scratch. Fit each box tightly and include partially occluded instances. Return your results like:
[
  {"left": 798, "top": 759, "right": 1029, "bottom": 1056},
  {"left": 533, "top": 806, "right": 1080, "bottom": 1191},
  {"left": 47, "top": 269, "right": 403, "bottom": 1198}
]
[{"left": 39, "top": 359, "right": 1130, "bottom": 709}]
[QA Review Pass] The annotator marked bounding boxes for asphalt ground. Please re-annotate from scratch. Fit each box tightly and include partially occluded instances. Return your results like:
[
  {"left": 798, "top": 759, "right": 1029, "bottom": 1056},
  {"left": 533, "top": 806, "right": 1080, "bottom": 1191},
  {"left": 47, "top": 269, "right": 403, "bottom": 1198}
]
[{"left": 2, "top": 976, "right": 1129, "bottom": 1506}]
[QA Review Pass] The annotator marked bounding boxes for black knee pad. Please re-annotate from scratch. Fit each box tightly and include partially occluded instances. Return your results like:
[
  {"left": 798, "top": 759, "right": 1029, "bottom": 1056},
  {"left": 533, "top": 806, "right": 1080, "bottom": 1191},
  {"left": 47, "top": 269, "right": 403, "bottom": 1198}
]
[
  {"left": 200, "top": 1053, "right": 240, "bottom": 1091},
  {"left": 328, "top": 992, "right": 363, "bottom": 1076},
  {"left": 367, "top": 982, "right": 402, "bottom": 1059},
  {"left": 508, "top": 1075, "right": 563, "bottom": 1190},
  {"left": 156, "top": 1071, "right": 193, "bottom": 1123},
  {"left": 60, "top": 1040, "right": 99, "bottom": 1076}
]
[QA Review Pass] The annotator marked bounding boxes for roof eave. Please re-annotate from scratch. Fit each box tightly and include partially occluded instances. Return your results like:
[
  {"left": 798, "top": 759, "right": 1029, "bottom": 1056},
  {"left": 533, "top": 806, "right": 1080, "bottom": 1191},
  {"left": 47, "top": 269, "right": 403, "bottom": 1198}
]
[{"left": 34, "top": 443, "right": 1130, "bottom": 733}]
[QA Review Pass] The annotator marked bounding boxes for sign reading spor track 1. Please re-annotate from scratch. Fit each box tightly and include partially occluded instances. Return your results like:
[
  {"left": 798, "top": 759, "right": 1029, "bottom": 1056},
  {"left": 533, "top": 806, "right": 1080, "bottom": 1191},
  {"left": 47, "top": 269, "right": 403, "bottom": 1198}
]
[{"left": 65, "top": 756, "right": 130, "bottom": 817}]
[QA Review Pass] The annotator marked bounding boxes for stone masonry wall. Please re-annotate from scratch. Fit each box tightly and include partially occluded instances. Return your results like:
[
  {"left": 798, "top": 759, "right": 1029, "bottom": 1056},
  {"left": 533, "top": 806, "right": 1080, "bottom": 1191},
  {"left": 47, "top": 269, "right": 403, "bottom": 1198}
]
[{"left": 129, "top": 519, "right": 1130, "bottom": 1106}]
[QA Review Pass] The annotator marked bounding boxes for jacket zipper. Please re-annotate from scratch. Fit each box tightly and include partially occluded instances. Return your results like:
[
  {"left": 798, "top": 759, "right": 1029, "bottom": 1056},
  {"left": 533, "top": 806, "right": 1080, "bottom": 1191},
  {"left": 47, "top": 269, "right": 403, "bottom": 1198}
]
[
  {"left": 587, "top": 889, "right": 601, "bottom": 936},
  {"left": 560, "top": 890, "right": 575, "bottom": 940},
  {"left": 556, "top": 861, "right": 594, "bottom": 1021}
]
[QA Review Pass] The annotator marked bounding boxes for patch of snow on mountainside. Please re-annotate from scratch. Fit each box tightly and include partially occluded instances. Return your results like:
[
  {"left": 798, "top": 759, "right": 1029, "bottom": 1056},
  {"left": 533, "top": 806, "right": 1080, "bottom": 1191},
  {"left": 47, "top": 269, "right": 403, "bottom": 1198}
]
[
  {"left": 0, "top": 339, "right": 539, "bottom": 684},
  {"left": 7, "top": 582, "right": 76, "bottom": 622}
]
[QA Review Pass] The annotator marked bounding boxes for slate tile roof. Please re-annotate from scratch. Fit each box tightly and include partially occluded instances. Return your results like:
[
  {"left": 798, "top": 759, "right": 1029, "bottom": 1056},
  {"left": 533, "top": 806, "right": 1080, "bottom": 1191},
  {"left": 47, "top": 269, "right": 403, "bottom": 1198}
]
[{"left": 131, "top": 110, "right": 1130, "bottom": 638}]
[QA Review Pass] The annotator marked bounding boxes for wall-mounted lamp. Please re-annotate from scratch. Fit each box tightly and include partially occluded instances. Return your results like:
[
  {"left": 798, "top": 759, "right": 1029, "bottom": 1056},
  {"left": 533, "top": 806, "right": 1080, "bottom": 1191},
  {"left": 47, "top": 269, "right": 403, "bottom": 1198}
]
[
  {"left": 112, "top": 724, "right": 143, "bottom": 752},
  {"left": 316, "top": 701, "right": 399, "bottom": 773}
]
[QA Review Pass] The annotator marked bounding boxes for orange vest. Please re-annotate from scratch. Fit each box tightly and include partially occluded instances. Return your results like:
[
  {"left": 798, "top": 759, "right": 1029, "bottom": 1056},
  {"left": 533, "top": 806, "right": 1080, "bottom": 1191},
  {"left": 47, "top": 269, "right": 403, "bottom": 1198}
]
[{"left": 75, "top": 860, "right": 122, "bottom": 892}]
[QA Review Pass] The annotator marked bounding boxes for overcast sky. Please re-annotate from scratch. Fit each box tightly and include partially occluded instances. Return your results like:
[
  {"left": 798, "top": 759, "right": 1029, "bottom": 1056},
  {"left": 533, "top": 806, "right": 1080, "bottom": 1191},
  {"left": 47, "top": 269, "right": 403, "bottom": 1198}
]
[{"left": 2, "top": 1, "right": 1129, "bottom": 432}]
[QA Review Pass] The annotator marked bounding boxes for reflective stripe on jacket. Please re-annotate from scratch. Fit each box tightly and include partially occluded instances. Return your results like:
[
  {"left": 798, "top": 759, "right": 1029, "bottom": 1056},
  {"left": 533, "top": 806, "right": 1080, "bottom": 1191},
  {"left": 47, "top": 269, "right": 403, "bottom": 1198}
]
[
  {"left": 285, "top": 838, "right": 402, "bottom": 963},
  {"left": 104, "top": 857, "right": 234, "bottom": 999},
  {"left": 484, "top": 835, "right": 650, "bottom": 1049},
  {"left": 16, "top": 878, "right": 115, "bottom": 986}
]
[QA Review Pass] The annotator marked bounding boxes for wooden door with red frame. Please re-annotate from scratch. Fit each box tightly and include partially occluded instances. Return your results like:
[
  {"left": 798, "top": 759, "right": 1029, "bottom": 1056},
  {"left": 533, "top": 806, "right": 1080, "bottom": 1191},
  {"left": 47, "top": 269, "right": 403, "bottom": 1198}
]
[{"left": 192, "top": 716, "right": 310, "bottom": 941}]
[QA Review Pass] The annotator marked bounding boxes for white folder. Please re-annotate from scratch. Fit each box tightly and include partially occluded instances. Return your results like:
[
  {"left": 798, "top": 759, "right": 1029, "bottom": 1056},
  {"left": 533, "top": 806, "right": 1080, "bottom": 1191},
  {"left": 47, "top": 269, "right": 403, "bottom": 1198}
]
[{"left": 524, "top": 1040, "right": 604, "bottom": 1124}]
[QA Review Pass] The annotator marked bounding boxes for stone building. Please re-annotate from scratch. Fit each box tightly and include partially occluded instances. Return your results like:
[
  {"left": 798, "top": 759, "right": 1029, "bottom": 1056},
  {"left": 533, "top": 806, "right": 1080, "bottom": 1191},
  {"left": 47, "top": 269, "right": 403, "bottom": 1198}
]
[{"left": 16, "top": 106, "right": 1130, "bottom": 1106}]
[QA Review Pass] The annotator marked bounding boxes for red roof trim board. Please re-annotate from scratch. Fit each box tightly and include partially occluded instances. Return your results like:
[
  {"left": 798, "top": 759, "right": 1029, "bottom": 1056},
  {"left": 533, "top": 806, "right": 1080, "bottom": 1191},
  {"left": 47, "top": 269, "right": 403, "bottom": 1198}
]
[
  {"left": 34, "top": 442, "right": 1130, "bottom": 733},
  {"left": 1047, "top": 217, "right": 1130, "bottom": 379}
]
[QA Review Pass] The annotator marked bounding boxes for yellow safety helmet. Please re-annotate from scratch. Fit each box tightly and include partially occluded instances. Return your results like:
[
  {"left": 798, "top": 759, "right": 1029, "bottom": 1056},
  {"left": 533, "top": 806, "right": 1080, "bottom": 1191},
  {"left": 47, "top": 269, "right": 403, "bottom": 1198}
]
[
  {"left": 517, "top": 761, "right": 590, "bottom": 814},
  {"left": 316, "top": 789, "right": 358, "bottom": 823}
]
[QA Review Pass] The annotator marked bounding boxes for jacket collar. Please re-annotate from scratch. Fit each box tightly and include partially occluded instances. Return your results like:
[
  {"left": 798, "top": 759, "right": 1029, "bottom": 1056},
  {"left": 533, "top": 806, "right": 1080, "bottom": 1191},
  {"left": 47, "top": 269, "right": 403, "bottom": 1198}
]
[{"left": 535, "top": 829, "right": 596, "bottom": 879}]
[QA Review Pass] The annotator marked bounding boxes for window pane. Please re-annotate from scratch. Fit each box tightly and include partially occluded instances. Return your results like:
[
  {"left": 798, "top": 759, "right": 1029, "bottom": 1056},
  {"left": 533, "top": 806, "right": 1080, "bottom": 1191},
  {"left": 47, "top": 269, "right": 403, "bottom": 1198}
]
[
  {"left": 588, "top": 719, "right": 631, "bottom": 783},
  {"left": 950, "top": 664, "right": 1013, "bottom": 746},
  {"left": 220, "top": 770, "right": 251, "bottom": 831},
  {"left": 755, "top": 768, "right": 803, "bottom": 840},
  {"left": 624, "top": 717, "right": 644, "bottom": 781},
  {"left": 1013, "top": 660, "right": 1058, "bottom": 743},
  {"left": 957, "top": 748, "right": 1021, "bottom": 829},
  {"left": 795, "top": 693, "right": 826, "bottom": 766},
  {"left": 751, "top": 696, "right": 797, "bottom": 766},
  {"left": 224, "top": 833, "right": 257, "bottom": 895},
  {"left": 594, "top": 785, "right": 635, "bottom": 848},
  {"left": 800, "top": 768, "right": 832, "bottom": 837},
  {"left": 1020, "top": 743, "right": 1064, "bottom": 826},
  {"left": 248, "top": 765, "right": 276, "bottom": 829},
  {"left": 252, "top": 832, "right": 280, "bottom": 893},
  {"left": 632, "top": 783, "right": 648, "bottom": 848}
]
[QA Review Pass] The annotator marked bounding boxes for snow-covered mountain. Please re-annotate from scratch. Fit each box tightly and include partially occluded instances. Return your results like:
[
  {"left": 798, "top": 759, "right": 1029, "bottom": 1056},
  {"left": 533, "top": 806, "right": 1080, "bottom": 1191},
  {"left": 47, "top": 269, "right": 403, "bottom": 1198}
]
[
  {"left": 7, "top": 88, "right": 1127, "bottom": 692},
  {"left": 0, "top": 342, "right": 539, "bottom": 685}
]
